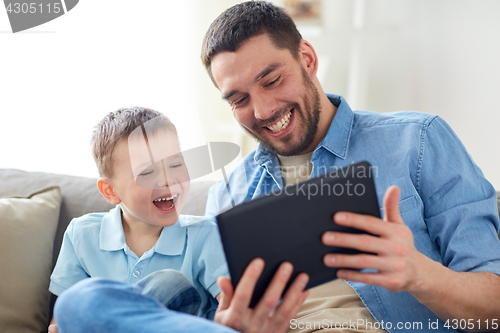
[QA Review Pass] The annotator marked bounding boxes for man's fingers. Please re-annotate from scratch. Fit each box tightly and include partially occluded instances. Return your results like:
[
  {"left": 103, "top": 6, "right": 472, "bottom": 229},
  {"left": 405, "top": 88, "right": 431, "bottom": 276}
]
[
  {"left": 332, "top": 213, "right": 391, "bottom": 237},
  {"left": 329, "top": 186, "right": 404, "bottom": 240},
  {"left": 231, "top": 258, "right": 265, "bottom": 311},
  {"left": 275, "top": 290, "right": 310, "bottom": 333},
  {"left": 383, "top": 186, "right": 403, "bottom": 224},
  {"left": 216, "top": 276, "right": 233, "bottom": 311},
  {"left": 322, "top": 232, "right": 397, "bottom": 255},
  {"left": 335, "top": 269, "right": 407, "bottom": 292},
  {"left": 48, "top": 324, "right": 58, "bottom": 333},
  {"left": 274, "top": 272, "right": 309, "bottom": 317},
  {"left": 324, "top": 253, "right": 393, "bottom": 271},
  {"left": 265, "top": 272, "right": 309, "bottom": 333},
  {"left": 253, "top": 262, "right": 294, "bottom": 321}
]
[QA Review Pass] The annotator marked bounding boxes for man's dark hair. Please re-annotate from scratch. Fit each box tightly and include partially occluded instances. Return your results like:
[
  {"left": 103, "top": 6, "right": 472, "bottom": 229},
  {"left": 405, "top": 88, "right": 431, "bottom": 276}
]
[{"left": 201, "top": 1, "right": 302, "bottom": 87}]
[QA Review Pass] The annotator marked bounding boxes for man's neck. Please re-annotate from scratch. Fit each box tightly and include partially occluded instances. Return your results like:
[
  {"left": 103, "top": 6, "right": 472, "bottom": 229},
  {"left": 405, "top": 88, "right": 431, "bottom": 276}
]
[
  {"left": 277, "top": 151, "right": 314, "bottom": 186},
  {"left": 302, "top": 86, "right": 337, "bottom": 154}
]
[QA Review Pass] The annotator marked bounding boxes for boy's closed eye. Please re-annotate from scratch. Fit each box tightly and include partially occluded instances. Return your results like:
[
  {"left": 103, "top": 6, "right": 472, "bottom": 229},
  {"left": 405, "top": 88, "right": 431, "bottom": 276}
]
[
  {"left": 170, "top": 163, "right": 183, "bottom": 168},
  {"left": 139, "top": 168, "right": 156, "bottom": 177}
]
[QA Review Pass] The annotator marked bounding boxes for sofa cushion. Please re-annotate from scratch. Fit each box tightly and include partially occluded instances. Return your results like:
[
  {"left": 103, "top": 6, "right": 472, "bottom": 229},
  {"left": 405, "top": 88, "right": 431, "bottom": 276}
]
[
  {"left": 0, "top": 187, "right": 61, "bottom": 333},
  {"left": 0, "top": 169, "right": 116, "bottom": 268}
]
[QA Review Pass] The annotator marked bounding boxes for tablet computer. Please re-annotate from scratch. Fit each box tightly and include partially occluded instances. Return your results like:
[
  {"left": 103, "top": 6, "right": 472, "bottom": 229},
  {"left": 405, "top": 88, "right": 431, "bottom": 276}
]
[{"left": 216, "top": 161, "right": 380, "bottom": 308}]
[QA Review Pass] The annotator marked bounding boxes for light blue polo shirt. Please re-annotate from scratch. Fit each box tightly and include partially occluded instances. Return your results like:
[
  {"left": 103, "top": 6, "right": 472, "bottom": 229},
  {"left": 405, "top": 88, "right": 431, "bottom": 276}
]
[{"left": 50, "top": 206, "right": 228, "bottom": 318}]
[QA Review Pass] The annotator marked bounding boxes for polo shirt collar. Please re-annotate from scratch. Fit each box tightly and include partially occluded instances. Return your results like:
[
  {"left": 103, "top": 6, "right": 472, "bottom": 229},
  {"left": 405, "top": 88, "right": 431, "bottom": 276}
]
[
  {"left": 254, "top": 93, "right": 354, "bottom": 164},
  {"left": 154, "top": 220, "right": 187, "bottom": 256},
  {"left": 100, "top": 206, "right": 126, "bottom": 251},
  {"left": 100, "top": 205, "right": 187, "bottom": 256}
]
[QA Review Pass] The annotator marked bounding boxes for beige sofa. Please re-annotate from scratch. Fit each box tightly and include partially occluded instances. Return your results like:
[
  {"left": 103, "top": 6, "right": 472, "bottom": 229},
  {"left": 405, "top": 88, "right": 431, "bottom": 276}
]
[{"left": 0, "top": 168, "right": 214, "bottom": 333}]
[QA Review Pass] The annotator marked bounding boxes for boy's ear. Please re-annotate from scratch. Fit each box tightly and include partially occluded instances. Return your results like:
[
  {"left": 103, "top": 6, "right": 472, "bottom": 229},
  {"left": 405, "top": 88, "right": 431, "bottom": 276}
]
[
  {"left": 97, "top": 178, "right": 121, "bottom": 205},
  {"left": 298, "top": 39, "right": 318, "bottom": 78}
]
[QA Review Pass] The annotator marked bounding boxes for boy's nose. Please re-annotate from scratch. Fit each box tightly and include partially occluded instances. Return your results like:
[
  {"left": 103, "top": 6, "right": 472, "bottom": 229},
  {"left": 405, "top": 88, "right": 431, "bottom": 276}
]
[
  {"left": 156, "top": 163, "right": 169, "bottom": 188},
  {"left": 154, "top": 162, "right": 179, "bottom": 189},
  {"left": 155, "top": 176, "right": 168, "bottom": 189}
]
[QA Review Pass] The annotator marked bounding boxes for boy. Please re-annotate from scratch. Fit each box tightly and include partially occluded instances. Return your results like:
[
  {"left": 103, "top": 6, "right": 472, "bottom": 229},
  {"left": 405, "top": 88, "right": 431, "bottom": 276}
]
[{"left": 49, "top": 107, "right": 228, "bottom": 330}]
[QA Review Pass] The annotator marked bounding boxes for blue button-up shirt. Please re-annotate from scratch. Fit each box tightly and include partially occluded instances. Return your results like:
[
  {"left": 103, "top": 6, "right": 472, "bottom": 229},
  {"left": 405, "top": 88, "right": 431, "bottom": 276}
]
[
  {"left": 206, "top": 94, "right": 500, "bottom": 332},
  {"left": 50, "top": 206, "right": 228, "bottom": 319}
]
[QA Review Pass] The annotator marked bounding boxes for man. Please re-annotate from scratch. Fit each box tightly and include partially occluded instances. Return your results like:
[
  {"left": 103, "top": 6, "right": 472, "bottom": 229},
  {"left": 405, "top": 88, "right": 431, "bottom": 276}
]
[{"left": 202, "top": 1, "right": 500, "bottom": 332}]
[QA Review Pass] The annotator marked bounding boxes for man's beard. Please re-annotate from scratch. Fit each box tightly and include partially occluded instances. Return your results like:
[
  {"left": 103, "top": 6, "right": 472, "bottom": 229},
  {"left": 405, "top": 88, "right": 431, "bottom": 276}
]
[{"left": 243, "top": 68, "right": 321, "bottom": 156}]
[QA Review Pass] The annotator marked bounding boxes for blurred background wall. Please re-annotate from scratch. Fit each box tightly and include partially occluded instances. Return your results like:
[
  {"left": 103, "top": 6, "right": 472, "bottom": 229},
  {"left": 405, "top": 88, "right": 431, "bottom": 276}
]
[{"left": 1, "top": 0, "right": 499, "bottom": 188}]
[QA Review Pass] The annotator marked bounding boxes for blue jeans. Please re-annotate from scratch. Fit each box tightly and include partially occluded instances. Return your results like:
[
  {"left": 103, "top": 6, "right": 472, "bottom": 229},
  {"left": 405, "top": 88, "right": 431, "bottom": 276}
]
[
  {"left": 54, "top": 269, "right": 236, "bottom": 333},
  {"left": 135, "top": 269, "right": 202, "bottom": 315}
]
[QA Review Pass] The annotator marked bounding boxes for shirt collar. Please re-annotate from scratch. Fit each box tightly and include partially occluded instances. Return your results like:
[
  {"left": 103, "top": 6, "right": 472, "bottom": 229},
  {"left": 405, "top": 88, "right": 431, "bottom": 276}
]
[
  {"left": 254, "top": 93, "right": 354, "bottom": 164},
  {"left": 100, "top": 206, "right": 126, "bottom": 251},
  {"left": 254, "top": 145, "right": 274, "bottom": 165},
  {"left": 100, "top": 205, "right": 186, "bottom": 256},
  {"left": 154, "top": 220, "right": 187, "bottom": 256},
  {"left": 314, "top": 94, "right": 354, "bottom": 160}
]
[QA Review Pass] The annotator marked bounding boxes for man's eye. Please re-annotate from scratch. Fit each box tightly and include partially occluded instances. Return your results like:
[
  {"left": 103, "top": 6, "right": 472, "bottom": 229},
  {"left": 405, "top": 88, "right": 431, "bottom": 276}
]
[
  {"left": 232, "top": 96, "right": 248, "bottom": 106},
  {"left": 265, "top": 76, "right": 280, "bottom": 87}
]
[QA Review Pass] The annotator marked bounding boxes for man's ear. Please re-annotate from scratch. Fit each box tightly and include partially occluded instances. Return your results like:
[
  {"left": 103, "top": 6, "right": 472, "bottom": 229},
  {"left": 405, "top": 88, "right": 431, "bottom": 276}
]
[
  {"left": 97, "top": 178, "right": 121, "bottom": 205},
  {"left": 298, "top": 39, "right": 318, "bottom": 78}
]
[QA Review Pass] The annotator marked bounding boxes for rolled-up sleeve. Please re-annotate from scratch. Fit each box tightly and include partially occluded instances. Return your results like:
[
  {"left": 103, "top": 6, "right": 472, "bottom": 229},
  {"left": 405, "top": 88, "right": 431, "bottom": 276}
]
[{"left": 418, "top": 116, "right": 500, "bottom": 275}]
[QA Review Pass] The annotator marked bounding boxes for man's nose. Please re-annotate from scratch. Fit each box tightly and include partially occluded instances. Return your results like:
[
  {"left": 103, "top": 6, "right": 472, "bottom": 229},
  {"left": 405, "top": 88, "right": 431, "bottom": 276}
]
[{"left": 252, "top": 94, "right": 279, "bottom": 121}]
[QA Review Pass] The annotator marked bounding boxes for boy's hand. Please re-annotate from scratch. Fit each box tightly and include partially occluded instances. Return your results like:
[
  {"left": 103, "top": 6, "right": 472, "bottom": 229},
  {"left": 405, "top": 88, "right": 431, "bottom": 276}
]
[
  {"left": 214, "top": 258, "right": 309, "bottom": 333},
  {"left": 48, "top": 324, "right": 58, "bottom": 333}
]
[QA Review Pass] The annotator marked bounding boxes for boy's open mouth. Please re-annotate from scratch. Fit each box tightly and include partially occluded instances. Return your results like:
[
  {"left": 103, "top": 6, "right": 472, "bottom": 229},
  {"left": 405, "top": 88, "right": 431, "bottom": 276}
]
[{"left": 152, "top": 193, "right": 179, "bottom": 211}]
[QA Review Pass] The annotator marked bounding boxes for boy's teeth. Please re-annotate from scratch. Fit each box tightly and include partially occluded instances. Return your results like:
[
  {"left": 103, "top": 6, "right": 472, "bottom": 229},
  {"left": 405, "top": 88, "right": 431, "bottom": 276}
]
[
  {"left": 152, "top": 193, "right": 177, "bottom": 210},
  {"left": 153, "top": 193, "right": 178, "bottom": 202},
  {"left": 267, "top": 111, "right": 292, "bottom": 133}
]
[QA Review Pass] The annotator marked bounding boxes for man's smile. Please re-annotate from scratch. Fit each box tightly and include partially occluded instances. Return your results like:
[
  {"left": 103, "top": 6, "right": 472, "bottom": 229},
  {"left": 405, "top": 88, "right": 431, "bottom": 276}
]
[{"left": 266, "top": 110, "right": 292, "bottom": 133}]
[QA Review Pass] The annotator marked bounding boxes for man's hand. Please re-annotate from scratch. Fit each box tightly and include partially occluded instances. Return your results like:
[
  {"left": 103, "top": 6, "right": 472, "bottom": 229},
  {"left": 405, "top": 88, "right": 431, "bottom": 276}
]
[
  {"left": 214, "top": 258, "right": 309, "bottom": 333},
  {"left": 322, "top": 185, "right": 430, "bottom": 293},
  {"left": 322, "top": 185, "right": 500, "bottom": 331},
  {"left": 48, "top": 324, "right": 58, "bottom": 333}
]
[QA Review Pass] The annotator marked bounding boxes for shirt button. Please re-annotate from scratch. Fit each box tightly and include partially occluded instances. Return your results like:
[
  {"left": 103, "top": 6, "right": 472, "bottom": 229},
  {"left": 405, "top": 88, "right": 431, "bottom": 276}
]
[{"left": 133, "top": 271, "right": 140, "bottom": 278}]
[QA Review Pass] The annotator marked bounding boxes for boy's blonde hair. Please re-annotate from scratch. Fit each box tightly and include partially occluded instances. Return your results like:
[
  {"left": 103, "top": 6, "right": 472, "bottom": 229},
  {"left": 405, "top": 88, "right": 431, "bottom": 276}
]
[{"left": 91, "top": 107, "right": 175, "bottom": 178}]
